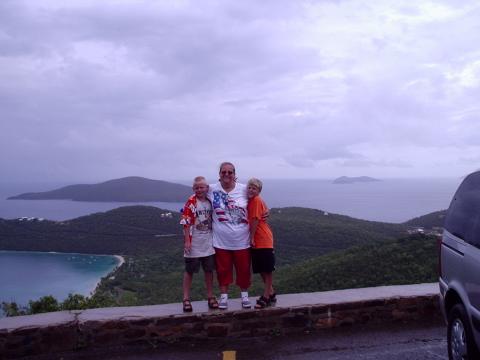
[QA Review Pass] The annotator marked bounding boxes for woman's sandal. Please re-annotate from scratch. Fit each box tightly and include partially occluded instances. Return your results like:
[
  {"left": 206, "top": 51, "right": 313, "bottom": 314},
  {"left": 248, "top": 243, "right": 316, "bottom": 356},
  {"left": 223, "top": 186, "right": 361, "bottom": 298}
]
[
  {"left": 254, "top": 295, "right": 271, "bottom": 309},
  {"left": 207, "top": 297, "right": 219, "bottom": 309},
  {"left": 269, "top": 293, "right": 277, "bottom": 305},
  {"left": 183, "top": 299, "right": 193, "bottom": 312}
]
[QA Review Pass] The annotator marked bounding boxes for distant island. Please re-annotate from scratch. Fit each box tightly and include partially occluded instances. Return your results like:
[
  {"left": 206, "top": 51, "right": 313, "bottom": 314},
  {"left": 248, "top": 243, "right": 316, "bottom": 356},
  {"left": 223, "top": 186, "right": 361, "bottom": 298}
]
[
  {"left": 7, "top": 176, "right": 192, "bottom": 202},
  {"left": 333, "top": 176, "right": 381, "bottom": 184}
]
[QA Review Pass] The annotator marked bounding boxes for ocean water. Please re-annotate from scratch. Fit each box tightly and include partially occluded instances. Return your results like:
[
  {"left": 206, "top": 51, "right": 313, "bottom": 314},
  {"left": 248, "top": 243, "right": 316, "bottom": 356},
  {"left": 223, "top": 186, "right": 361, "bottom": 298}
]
[
  {"left": 0, "top": 178, "right": 461, "bottom": 223},
  {"left": 0, "top": 251, "right": 121, "bottom": 309},
  {"left": 258, "top": 178, "right": 461, "bottom": 223}
]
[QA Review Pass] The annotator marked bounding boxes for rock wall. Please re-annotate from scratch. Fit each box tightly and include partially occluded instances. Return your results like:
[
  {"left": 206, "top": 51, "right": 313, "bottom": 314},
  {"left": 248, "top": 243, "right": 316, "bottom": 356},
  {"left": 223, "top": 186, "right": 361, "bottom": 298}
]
[{"left": 0, "top": 283, "right": 442, "bottom": 359}]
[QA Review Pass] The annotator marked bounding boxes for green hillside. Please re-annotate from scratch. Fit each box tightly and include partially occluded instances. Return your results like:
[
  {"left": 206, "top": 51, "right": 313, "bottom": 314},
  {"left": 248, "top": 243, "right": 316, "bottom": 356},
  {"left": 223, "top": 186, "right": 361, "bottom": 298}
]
[
  {"left": 0, "top": 206, "right": 406, "bottom": 262},
  {"left": 403, "top": 210, "right": 447, "bottom": 229},
  {"left": 274, "top": 234, "right": 438, "bottom": 294},
  {"left": 269, "top": 207, "right": 406, "bottom": 265},
  {"left": 0, "top": 206, "right": 182, "bottom": 255},
  {"left": 94, "top": 233, "right": 437, "bottom": 306},
  {"left": 0, "top": 205, "right": 429, "bottom": 309}
]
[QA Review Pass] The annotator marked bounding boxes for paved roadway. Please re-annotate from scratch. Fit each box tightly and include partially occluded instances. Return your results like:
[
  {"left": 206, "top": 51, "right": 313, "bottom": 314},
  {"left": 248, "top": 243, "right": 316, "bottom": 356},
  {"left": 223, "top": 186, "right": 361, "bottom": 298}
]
[{"left": 52, "top": 320, "right": 447, "bottom": 360}]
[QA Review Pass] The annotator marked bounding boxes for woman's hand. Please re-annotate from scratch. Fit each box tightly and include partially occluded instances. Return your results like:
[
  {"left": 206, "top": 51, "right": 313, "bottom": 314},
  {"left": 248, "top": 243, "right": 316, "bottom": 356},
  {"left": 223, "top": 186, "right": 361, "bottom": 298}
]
[{"left": 261, "top": 209, "right": 270, "bottom": 221}]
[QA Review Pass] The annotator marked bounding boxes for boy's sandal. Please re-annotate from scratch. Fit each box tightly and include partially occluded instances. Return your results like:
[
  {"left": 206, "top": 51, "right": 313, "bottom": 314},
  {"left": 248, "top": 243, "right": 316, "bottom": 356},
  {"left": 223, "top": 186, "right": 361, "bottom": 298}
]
[
  {"left": 183, "top": 299, "right": 193, "bottom": 312},
  {"left": 269, "top": 293, "right": 277, "bottom": 304},
  {"left": 207, "top": 297, "right": 219, "bottom": 309},
  {"left": 254, "top": 296, "right": 270, "bottom": 309}
]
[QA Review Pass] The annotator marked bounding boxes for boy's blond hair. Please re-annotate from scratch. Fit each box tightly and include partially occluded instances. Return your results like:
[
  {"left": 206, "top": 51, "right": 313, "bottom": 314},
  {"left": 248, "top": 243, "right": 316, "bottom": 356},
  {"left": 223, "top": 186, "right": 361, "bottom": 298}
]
[
  {"left": 193, "top": 176, "right": 207, "bottom": 185},
  {"left": 247, "top": 178, "right": 263, "bottom": 192}
]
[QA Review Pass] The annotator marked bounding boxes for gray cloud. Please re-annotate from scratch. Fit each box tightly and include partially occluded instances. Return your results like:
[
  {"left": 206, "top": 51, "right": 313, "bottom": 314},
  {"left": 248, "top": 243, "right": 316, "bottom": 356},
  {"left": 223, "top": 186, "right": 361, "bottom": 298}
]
[{"left": 1, "top": 0, "right": 480, "bottom": 182}]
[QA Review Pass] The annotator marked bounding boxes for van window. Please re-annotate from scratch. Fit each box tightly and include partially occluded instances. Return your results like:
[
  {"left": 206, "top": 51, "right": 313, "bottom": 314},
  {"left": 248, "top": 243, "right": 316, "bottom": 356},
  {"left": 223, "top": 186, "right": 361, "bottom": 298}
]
[
  {"left": 467, "top": 214, "right": 480, "bottom": 247},
  {"left": 445, "top": 172, "right": 480, "bottom": 247}
]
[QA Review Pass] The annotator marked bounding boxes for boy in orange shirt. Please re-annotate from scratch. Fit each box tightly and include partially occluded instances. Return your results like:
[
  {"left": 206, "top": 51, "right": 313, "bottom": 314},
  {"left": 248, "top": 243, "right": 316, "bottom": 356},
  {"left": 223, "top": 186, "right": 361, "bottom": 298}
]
[{"left": 247, "top": 178, "right": 276, "bottom": 309}]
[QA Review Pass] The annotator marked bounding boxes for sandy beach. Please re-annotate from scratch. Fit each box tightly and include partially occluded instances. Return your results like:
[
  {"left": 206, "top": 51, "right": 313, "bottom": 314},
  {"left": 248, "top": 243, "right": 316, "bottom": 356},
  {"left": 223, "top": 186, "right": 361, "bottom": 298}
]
[
  {"left": 89, "top": 254, "right": 125, "bottom": 296},
  {"left": 114, "top": 255, "right": 125, "bottom": 269}
]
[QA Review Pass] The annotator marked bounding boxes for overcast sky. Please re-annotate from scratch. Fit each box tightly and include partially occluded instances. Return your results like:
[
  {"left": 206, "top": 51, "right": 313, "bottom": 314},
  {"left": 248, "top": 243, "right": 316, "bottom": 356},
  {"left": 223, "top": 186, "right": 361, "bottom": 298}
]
[{"left": 1, "top": 0, "right": 480, "bottom": 183}]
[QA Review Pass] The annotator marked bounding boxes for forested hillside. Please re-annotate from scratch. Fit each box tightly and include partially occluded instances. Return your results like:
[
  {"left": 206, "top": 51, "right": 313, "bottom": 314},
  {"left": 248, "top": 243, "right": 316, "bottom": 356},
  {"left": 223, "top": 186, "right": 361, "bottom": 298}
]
[
  {"left": 403, "top": 210, "right": 447, "bottom": 229},
  {"left": 0, "top": 206, "right": 182, "bottom": 255},
  {"left": 0, "top": 206, "right": 407, "bottom": 261},
  {"left": 274, "top": 234, "right": 438, "bottom": 294},
  {"left": 94, "top": 234, "right": 437, "bottom": 305},
  {"left": 269, "top": 207, "right": 406, "bottom": 264},
  {"left": 0, "top": 206, "right": 440, "bottom": 308}
]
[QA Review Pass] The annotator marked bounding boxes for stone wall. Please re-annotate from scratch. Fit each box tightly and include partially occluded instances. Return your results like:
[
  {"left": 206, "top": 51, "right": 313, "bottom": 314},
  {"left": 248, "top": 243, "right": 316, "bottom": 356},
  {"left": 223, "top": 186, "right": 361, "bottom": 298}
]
[{"left": 0, "top": 283, "right": 442, "bottom": 359}]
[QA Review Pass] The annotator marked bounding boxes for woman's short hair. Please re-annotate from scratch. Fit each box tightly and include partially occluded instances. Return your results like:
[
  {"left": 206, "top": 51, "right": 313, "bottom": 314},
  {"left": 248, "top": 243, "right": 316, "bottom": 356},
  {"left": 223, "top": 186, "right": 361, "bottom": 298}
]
[
  {"left": 247, "top": 178, "right": 263, "bottom": 192},
  {"left": 219, "top": 162, "right": 235, "bottom": 173}
]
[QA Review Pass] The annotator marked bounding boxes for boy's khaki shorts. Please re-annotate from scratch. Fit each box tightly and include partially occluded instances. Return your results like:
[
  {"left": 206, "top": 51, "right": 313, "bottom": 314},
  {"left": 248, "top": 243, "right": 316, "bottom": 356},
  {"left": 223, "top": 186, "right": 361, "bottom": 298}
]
[{"left": 184, "top": 254, "right": 216, "bottom": 274}]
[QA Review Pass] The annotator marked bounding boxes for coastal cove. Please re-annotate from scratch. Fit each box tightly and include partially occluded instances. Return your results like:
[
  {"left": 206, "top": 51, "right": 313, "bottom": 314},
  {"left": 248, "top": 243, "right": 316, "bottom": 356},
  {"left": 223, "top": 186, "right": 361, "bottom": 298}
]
[
  {"left": 0, "top": 178, "right": 453, "bottom": 314},
  {"left": 0, "top": 251, "right": 123, "bottom": 314},
  {"left": 0, "top": 203, "right": 443, "bottom": 313}
]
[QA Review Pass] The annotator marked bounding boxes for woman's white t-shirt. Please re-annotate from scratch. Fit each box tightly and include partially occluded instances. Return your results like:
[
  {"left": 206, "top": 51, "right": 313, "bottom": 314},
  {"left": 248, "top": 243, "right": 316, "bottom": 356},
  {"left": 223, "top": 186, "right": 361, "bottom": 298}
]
[{"left": 208, "top": 182, "right": 250, "bottom": 250}]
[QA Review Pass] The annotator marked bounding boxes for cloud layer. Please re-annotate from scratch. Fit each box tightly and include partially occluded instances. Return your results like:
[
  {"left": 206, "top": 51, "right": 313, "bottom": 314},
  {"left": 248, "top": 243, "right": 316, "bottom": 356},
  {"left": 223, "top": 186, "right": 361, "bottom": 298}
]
[{"left": 1, "top": 0, "right": 480, "bottom": 182}]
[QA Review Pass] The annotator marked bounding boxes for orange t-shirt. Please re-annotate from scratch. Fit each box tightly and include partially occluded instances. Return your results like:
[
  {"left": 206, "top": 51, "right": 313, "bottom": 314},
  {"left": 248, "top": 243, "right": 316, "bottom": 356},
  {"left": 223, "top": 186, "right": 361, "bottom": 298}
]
[{"left": 247, "top": 195, "right": 274, "bottom": 249}]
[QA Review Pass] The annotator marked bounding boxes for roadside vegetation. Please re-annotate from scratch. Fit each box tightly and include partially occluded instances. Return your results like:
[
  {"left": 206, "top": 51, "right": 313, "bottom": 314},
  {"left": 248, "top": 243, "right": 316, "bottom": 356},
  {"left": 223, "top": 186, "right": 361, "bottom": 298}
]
[{"left": 1, "top": 293, "right": 116, "bottom": 317}]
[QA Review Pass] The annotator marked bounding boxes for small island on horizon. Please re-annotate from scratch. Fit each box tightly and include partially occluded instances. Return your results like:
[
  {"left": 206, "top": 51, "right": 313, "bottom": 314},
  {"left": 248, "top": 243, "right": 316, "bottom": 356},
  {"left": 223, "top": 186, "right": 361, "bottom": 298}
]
[
  {"left": 333, "top": 176, "right": 382, "bottom": 184},
  {"left": 7, "top": 176, "right": 192, "bottom": 203}
]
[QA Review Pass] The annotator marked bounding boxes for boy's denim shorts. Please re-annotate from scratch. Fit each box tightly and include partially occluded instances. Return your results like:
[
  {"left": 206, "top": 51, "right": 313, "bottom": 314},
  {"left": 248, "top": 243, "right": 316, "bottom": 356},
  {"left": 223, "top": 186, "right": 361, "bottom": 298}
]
[{"left": 184, "top": 254, "right": 216, "bottom": 274}]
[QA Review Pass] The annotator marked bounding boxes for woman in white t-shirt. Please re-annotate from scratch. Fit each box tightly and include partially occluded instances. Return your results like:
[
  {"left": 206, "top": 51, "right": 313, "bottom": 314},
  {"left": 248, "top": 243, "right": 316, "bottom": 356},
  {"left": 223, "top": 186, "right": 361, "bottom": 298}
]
[{"left": 208, "top": 162, "right": 251, "bottom": 310}]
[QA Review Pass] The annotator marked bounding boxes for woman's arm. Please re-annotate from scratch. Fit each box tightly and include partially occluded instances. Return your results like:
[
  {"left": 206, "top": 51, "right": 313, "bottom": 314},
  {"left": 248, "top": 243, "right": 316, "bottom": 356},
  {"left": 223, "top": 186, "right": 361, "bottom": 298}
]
[
  {"left": 250, "top": 218, "right": 259, "bottom": 247},
  {"left": 261, "top": 209, "right": 269, "bottom": 221}
]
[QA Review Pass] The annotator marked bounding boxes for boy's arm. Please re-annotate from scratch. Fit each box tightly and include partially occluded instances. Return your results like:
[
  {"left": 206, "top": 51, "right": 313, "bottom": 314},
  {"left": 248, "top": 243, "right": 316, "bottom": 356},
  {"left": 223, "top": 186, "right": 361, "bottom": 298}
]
[
  {"left": 249, "top": 218, "right": 259, "bottom": 247},
  {"left": 180, "top": 198, "right": 193, "bottom": 255},
  {"left": 183, "top": 225, "right": 192, "bottom": 254}
]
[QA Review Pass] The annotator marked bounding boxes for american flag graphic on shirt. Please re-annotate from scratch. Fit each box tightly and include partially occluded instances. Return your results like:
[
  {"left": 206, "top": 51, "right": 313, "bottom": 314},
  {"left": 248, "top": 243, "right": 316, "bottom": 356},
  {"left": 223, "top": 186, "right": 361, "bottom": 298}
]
[{"left": 212, "top": 190, "right": 247, "bottom": 224}]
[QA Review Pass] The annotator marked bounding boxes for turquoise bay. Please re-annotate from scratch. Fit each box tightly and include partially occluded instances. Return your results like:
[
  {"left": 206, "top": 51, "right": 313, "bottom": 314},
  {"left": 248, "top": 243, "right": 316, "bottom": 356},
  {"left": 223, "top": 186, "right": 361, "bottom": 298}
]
[{"left": 0, "top": 251, "right": 121, "bottom": 308}]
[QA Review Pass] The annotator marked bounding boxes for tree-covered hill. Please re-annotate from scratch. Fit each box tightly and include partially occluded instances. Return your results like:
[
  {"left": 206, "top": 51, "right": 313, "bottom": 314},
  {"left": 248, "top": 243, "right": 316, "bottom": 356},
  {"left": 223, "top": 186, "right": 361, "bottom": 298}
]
[
  {"left": 0, "top": 206, "right": 440, "bottom": 308},
  {"left": 403, "top": 210, "right": 447, "bottom": 229},
  {"left": 0, "top": 206, "right": 407, "bottom": 262},
  {"left": 94, "top": 234, "right": 437, "bottom": 305},
  {"left": 269, "top": 207, "right": 407, "bottom": 265},
  {"left": 274, "top": 234, "right": 438, "bottom": 294},
  {"left": 7, "top": 176, "right": 191, "bottom": 202},
  {"left": 0, "top": 206, "right": 182, "bottom": 255}
]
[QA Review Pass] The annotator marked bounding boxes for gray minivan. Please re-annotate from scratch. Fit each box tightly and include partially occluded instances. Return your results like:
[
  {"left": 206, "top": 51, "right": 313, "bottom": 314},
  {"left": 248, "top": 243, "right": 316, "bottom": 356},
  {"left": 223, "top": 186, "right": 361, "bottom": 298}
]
[{"left": 440, "top": 171, "right": 480, "bottom": 359}]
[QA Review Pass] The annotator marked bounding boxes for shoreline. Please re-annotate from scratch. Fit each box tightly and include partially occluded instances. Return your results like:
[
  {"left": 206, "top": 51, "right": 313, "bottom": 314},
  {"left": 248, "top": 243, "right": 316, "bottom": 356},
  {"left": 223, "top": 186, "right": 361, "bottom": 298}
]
[
  {"left": 0, "top": 253, "right": 125, "bottom": 308},
  {"left": 114, "top": 255, "right": 125, "bottom": 268},
  {"left": 0, "top": 250, "right": 122, "bottom": 257},
  {"left": 0, "top": 251, "right": 124, "bottom": 299},
  {"left": 89, "top": 254, "right": 125, "bottom": 297}
]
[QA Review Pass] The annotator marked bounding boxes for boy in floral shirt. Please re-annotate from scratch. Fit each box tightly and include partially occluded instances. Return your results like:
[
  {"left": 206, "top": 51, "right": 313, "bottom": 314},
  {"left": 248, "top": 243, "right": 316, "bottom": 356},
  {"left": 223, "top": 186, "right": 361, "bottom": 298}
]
[{"left": 180, "top": 176, "right": 218, "bottom": 312}]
